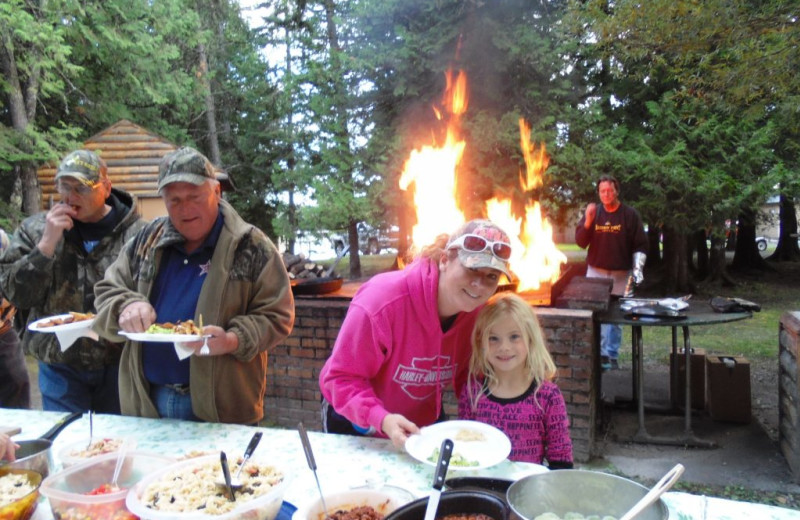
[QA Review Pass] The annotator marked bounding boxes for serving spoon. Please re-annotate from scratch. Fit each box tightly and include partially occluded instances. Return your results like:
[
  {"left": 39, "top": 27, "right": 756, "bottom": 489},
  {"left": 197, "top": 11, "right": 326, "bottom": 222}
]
[
  {"left": 109, "top": 438, "right": 131, "bottom": 490},
  {"left": 619, "top": 463, "right": 684, "bottom": 520},
  {"left": 220, "top": 451, "right": 236, "bottom": 502},
  {"left": 298, "top": 422, "right": 329, "bottom": 519}
]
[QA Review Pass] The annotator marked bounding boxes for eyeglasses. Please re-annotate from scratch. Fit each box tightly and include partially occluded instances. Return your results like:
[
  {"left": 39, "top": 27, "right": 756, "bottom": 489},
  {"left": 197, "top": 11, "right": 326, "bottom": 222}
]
[
  {"left": 447, "top": 233, "right": 512, "bottom": 260},
  {"left": 56, "top": 181, "right": 98, "bottom": 196}
]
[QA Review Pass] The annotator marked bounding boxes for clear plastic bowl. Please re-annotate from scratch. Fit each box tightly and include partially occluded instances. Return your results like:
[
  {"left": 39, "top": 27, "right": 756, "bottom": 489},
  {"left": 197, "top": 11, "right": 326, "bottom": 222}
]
[
  {"left": 125, "top": 454, "right": 291, "bottom": 520},
  {"left": 58, "top": 438, "right": 135, "bottom": 468},
  {"left": 293, "top": 487, "right": 415, "bottom": 520},
  {"left": 40, "top": 450, "right": 171, "bottom": 520}
]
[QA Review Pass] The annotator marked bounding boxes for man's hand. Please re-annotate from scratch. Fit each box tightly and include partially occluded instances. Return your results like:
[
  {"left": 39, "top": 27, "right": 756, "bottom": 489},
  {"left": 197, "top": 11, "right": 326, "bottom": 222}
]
[
  {"left": 37, "top": 203, "right": 77, "bottom": 257},
  {"left": 118, "top": 302, "right": 157, "bottom": 333},
  {"left": 584, "top": 203, "right": 597, "bottom": 229},
  {"left": 381, "top": 413, "right": 420, "bottom": 449},
  {"left": 184, "top": 325, "right": 238, "bottom": 356}
]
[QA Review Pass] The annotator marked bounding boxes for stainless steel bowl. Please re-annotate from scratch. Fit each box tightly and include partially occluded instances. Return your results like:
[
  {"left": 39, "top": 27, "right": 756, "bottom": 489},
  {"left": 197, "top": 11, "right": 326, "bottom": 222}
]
[{"left": 506, "top": 470, "right": 668, "bottom": 520}]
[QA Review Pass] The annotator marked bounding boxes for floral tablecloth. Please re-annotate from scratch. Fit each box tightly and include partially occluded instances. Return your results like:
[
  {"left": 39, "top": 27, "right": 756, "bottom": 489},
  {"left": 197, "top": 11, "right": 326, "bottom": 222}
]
[{"left": 1, "top": 409, "right": 798, "bottom": 520}]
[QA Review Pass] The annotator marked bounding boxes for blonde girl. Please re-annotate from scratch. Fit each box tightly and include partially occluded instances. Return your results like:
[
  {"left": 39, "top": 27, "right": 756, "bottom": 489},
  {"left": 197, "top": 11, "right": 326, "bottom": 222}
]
[{"left": 458, "top": 292, "right": 573, "bottom": 467}]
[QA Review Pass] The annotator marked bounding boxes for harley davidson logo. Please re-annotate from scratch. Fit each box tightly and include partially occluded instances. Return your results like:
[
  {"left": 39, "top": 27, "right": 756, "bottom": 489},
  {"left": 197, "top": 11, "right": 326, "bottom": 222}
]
[{"left": 393, "top": 355, "right": 455, "bottom": 400}]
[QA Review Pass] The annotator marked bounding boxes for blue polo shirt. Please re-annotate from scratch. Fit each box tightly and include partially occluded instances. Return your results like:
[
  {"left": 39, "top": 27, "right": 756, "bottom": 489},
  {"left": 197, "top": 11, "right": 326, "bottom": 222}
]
[{"left": 142, "top": 213, "right": 224, "bottom": 385}]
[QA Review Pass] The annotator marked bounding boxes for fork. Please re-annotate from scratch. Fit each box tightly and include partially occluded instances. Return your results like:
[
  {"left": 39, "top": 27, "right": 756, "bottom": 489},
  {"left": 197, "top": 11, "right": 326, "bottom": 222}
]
[{"left": 199, "top": 335, "right": 211, "bottom": 355}]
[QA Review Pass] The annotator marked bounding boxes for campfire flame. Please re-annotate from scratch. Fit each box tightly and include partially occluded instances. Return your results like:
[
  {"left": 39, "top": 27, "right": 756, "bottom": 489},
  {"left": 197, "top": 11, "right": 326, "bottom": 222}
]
[
  {"left": 399, "top": 69, "right": 566, "bottom": 293},
  {"left": 399, "top": 70, "right": 468, "bottom": 247}
]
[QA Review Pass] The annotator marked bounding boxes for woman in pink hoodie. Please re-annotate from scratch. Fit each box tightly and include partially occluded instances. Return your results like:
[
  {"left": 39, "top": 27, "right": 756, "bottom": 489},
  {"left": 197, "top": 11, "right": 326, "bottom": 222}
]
[{"left": 319, "top": 219, "right": 513, "bottom": 448}]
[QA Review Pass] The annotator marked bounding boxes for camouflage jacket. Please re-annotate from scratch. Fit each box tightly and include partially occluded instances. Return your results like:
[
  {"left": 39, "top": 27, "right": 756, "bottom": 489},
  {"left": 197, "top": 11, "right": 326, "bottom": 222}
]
[
  {"left": 0, "top": 189, "right": 146, "bottom": 369},
  {"left": 93, "top": 199, "right": 294, "bottom": 424}
]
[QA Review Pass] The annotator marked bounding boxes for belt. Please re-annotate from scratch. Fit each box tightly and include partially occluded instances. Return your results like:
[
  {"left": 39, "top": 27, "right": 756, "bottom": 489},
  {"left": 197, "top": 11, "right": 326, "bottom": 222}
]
[{"left": 158, "top": 383, "right": 191, "bottom": 395}]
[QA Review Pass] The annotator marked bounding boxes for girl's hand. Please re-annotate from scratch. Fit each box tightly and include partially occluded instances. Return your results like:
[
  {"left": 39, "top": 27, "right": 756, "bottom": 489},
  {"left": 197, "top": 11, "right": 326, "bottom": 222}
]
[
  {"left": 381, "top": 413, "right": 420, "bottom": 448},
  {"left": 0, "top": 433, "right": 18, "bottom": 462}
]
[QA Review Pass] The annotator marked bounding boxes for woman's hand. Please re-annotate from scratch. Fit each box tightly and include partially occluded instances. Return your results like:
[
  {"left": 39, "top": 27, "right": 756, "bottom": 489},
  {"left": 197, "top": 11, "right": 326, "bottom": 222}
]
[
  {"left": 381, "top": 413, "right": 420, "bottom": 449},
  {"left": 0, "top": 433, "right": 18, "bottom": 462}
]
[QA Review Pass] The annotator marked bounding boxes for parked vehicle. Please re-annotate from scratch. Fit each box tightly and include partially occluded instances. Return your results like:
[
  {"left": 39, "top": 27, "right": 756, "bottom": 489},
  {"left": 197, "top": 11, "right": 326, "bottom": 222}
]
[{"left": 330, "top": 222, "right": 400, "bottom": 255}]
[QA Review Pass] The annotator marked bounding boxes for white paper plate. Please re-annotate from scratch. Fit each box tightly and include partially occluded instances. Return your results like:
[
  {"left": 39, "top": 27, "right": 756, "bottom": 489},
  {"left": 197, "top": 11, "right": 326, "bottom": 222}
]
[
  {"left": 120, "top": 331, "right": 203, "bottom": 342},
  {"left": 405, "top": 420, "right": 511, "bottom": 470},
  {"left": 28, "top": 314, "right": 95, "bottom": 333}
]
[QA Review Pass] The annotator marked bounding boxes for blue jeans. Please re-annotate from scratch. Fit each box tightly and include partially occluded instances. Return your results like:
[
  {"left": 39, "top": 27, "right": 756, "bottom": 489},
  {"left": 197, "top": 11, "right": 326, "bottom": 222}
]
[
  {"left": 149, "top": 384, "right": 199, "bottom": 421},
  {"left": 38, "top": 361, "right": 120, "bottom": 413},
  {"left": 601, "top": 323, "right": 622, "bottom": 360}
]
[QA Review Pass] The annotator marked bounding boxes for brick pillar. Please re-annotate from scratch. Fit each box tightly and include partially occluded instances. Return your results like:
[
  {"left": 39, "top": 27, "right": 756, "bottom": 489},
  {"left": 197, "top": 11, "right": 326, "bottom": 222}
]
[
  {"left": 264, "top": 299, "right": 349, "bottom": 430},
  {"left": 779, "top": 311, "right": 800, "bottom": 481}
]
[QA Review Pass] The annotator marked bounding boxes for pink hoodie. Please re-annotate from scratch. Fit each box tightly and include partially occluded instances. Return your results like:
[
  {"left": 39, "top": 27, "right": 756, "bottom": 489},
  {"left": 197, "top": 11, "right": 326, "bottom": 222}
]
[{"left": 319, "top": 258, "right": 480, "bottom": 436}]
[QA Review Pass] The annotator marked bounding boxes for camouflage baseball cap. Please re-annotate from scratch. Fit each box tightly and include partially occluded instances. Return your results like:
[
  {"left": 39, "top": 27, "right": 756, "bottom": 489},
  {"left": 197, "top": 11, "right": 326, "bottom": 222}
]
[
  {"left": 54, "top": 150, "right": 107, "bottom": 185},
  {"left": 157, "top": 146, "right": 216, "bottom": 192},
  {"left": 446, "top": 219, "right": 512, "bottom": 278}
]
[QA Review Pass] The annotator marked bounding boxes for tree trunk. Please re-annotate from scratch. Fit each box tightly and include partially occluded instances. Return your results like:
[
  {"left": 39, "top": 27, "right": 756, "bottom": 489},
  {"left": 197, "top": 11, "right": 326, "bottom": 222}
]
[
  {"left": 768, "top": 194, "right": 800, "bottom": 261},
  {"left": 690, "top": 229, "right": 709, "bottom": 278},
  {"left": 661, "top": 226, "right": 692, "bottom": 294},
  {"left": 198, "top": 43, "right": 221, "bottom": 166},
  {"left": 0, "top": 2, "right": 42, "bottom": 215},
  {"left": 323, "top": 0, "right": 360, "bottom": 278},
  {"left": 347, "top": 220, "right": 361, "bottom": 278},
  {"left": 730, "top": 209, "right": 770, "bottom": 271}
]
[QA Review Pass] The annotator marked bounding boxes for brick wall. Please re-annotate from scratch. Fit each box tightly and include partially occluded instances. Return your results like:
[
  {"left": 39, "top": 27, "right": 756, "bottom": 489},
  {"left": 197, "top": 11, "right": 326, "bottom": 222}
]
[
  {"left": 779, "top": 311, "right": 800, "bottom": 481},
  {"left": 265, "top": 297, "right": 597, "bottom": 462}
]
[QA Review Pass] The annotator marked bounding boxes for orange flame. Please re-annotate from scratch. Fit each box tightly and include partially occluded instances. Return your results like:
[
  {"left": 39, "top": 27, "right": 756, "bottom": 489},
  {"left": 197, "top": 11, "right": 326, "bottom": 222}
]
[
  {"left": 399, "top": 71, "right": 565, "bottom": 294},
  {"left": 519, "top": 119, "right": 549, "bottom": 191},
  {"left": 399, "top": 70, "right": 468, "bottom": 248}
]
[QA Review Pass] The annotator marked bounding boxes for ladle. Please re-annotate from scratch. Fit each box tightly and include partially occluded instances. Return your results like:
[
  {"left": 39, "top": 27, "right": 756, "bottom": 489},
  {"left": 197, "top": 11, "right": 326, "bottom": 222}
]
[
  {"left": 298, "top": 422, "right": 329, "bottom": 519},
  {"left": 619, "top": 463, "right": 684, "bottom": 520}
]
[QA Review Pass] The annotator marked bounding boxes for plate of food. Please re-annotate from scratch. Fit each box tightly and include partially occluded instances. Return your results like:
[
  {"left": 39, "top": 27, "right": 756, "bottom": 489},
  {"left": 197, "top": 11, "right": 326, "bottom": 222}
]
[
  {"left": 28, "top": 312, "right": 95, "bottom": 333},
  {"left": 405, "top": 420, "right": 511, "bottom": 470},
  {"left": 120, "top": 320, "right": 202, "bottom": 342}
]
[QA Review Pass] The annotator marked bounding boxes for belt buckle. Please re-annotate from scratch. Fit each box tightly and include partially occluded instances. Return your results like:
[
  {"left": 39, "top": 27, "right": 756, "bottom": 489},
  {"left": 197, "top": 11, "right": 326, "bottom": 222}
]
[{"left": 167, "top": 383, "right": 190, "bottom": 395}]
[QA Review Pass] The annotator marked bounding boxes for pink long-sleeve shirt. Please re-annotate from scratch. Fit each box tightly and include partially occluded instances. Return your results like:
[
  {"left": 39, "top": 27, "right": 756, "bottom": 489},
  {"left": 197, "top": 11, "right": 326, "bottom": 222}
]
[
  {"left": 319, "top": 258, "right": 480, "bottom": 436},
  {"left": 458, "top": 378, "right": 574, "bottom": 465}
]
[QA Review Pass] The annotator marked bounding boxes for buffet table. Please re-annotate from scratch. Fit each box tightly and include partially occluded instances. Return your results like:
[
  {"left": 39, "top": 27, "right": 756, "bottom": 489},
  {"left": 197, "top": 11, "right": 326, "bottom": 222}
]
[{"left": 1, "top": 409, "right": 798, "bottom": 520}]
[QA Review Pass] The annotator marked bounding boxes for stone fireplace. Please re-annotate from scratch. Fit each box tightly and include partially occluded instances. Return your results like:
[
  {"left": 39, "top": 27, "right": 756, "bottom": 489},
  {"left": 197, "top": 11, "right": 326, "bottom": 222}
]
[{"left": 264, "top": 275, "right": 606, "bottom": 462}]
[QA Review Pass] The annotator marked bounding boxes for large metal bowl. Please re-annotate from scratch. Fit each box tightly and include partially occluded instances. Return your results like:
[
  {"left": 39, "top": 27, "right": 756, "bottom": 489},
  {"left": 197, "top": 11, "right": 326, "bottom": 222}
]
[{"left": 506, "top": 470, "right": 668, "bottom": 520}]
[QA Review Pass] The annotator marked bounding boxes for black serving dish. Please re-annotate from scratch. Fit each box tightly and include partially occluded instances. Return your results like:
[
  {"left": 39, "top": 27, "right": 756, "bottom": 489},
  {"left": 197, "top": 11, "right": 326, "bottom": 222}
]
[{"left": 384, "top": 489, "right": 509, "bottom": 520}]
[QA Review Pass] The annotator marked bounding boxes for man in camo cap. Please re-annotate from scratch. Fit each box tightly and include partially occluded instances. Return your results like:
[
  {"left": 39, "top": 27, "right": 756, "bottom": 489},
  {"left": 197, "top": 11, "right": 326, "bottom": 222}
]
[
  {"left": 94, "top": 146, "right": 294, "bottom": 424},
  {"left": 0, "top": 149, "right": 145, "bottom": 413}
]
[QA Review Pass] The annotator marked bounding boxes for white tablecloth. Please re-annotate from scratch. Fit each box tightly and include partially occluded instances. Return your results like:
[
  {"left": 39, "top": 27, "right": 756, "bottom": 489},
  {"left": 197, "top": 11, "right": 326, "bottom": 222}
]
[{"left": 1, "top": 409, "right": 798, "bottom": 520}]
